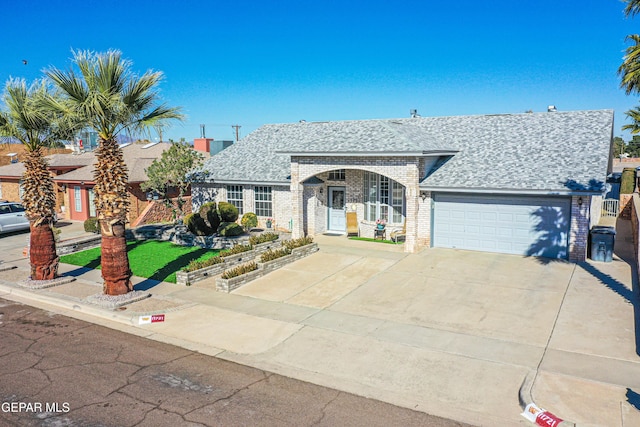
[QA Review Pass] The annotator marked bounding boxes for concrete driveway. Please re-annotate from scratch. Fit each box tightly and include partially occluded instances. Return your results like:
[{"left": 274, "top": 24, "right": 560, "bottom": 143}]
[{"left": 214, "top": 231, "right": 640, "bottom": 426}]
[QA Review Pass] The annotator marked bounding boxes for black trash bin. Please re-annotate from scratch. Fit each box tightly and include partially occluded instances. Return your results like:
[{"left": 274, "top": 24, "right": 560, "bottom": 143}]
[{"left": 590, "top": 226, "right": 616, "bottom": 262}]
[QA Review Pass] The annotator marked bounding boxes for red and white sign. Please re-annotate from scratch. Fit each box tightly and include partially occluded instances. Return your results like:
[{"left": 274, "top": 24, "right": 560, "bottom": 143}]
[
  {"left": 521, "top": 403, "right": 564, "bottom": 427},
  {"left": 139, "top": 314, "right": 165, "bottom": 325}
]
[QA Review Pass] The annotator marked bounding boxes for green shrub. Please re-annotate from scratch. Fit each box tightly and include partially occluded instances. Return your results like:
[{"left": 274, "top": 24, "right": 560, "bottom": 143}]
[
  {"left": 199, "top": 202, "right": 220, "bottom": 231},
  {"left": 621, "top": 167, "right": 636, "bottom": 194},
  {"left": 221, "top": 261, "right": 258, "bottom": 279},
  {"left": 84, "top": 217, "right": 99, "bottom": 233},
  {"left": 259, "top": 247, "right": 291, "bottom": 262},
  {"left": 241, "top": 212, "right": 258, "bottom": 230},
  {"left": 218, "top": 201, "right": 239, "bottom": 222},
  {"left": 249, "top": 232, "right": 279, "bottom": 246},
  {"left": 282, "top": 236, "right": 314, "bottom": 251},
  {"left": 217, "top": 221, "right": 244, "bottom": 237},
  {"left": 183, "top": 255, "right": 224, "bottom": 272},
  {"left": 188, "top": 213, "right": 212, "bottom": 236},
  {"left": 220, "top": 243, "right": 253, "bottom": 257},
  {"left": 183, "top": 213, "right": 196, "bottom": 234}
]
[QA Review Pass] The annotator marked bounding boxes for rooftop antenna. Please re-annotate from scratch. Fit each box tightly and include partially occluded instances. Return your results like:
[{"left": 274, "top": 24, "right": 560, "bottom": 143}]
[{"left": 200, "top": 124, "right": 205, "bottom": 138}]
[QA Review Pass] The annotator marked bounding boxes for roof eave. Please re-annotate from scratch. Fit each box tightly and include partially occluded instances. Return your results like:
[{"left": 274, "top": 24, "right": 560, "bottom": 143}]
[
  {"left": 276, "top": 150, "right": 458, "bottom": 157},
  {"left": 419, "top": 186, "right": 603, "bottom": 196}
]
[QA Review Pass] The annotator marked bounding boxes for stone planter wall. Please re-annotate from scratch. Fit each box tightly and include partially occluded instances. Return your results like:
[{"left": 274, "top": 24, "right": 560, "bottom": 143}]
[
  {"left": 253, "top": 239, "right": 282, "bottom": 254},
  {"left": 215, "top": 242, "right": 319, "bottom": 293},
  {"left": 175, "top": 249, "right": 257, "bottom": 286},
  {"left": 216, "top": 267, "right": 264, "bottom": 293},
  {"left": 57, "top": 235, "right": 101, "bottom": 255}
]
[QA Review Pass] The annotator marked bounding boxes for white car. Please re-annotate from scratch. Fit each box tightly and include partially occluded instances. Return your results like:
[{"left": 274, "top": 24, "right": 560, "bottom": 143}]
[{"left": 0, "top": 202, "right": 29, "bottom": 234}]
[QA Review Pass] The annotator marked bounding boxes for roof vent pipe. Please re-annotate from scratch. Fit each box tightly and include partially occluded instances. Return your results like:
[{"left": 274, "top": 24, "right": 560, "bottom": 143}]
[
  {"left": 410, "top": 109, "right": 420, "bottom": 118},
  {"left": 547, "top": 105, "right": 557, "bottom": 112}
]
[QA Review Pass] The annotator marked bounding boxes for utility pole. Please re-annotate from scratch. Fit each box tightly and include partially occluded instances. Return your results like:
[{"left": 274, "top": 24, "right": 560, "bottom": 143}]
[{"left": 232, "top": 125, "right": 241, "bottom": 143}]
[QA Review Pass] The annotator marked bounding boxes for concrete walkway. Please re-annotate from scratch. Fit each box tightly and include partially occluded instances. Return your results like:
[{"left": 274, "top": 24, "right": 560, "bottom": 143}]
[{"left": 1, "top": 221, "right": 639, "bottom": 426}]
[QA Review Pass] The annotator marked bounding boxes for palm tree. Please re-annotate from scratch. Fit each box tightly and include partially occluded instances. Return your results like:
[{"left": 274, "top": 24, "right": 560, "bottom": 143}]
[
  {"left": 46, "top": 50, "right": 183, "bottom": 295},
  {"left": 0, "top": 79, "right": 65, "bottom": 280},
  {"left": 619, "top": 34, "right": 640, "bottom": 95},
  {"left": 624, "top": 0, "right": 640, "bottom": 17}
]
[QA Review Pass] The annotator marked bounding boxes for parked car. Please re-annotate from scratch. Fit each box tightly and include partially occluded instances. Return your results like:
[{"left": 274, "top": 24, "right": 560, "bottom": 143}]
[{"left": 0, "top": 202, "right": 29, "bottom": 234}]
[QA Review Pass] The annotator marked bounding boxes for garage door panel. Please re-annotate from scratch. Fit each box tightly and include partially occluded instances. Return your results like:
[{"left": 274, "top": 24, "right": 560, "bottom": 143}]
[{"left": 433, "top": 194, "right": 570, "bottom": 259}]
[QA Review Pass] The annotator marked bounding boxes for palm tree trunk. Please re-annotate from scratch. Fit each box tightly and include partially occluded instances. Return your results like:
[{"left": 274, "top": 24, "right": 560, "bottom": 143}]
[
  {"left": 100, "top": 221, "right": 132, "bottom": 295},
  {"left": 29, "top": 220, "right": 58, "bottom": 280}
]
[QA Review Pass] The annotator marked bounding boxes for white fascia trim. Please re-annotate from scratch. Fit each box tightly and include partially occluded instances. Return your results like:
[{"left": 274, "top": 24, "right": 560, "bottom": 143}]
[
  {"left": 278, "top": 150, "right": 458, "bottom": 157},
  {"left": 196, "top": 179, "right": 291, "bottom": 186},
  {"left": 420, "top": 187, "right": 601, "bottom": 196}
]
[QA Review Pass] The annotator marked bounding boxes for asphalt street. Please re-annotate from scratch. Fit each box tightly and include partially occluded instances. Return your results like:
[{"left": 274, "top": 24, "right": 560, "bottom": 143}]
[{"left": 0, "top": 297, "right": 471, "bottom": 427}]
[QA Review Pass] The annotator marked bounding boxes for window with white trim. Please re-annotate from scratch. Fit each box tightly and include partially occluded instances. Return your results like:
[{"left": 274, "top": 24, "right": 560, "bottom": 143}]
[
  {"left": 74, "top": 186, "right": 82, "bottom": 212},
  {"left": 226, "top": 185, "right": 243, "bottom": 214},
  {"left": 88, "top": 188, "right": 96, "bottom": 217},
  {"left": 363, "top": 171, "right": 404, "bottom": 224},
  {"left": 328, "top": 169, "right": 345, "bottom": 181},
  {"left": 254, "top": 186, "right": 272, "bottom": 217}
]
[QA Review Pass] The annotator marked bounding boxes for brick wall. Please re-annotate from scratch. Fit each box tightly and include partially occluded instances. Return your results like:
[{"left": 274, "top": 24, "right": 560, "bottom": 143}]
[
  {"left": 191, "top": 183, "right": 291, "bottom": 231},
  {"left": 0, "top": 180, "right": 20, "bottom": 202},
  {"left": 290, "top": 156, "right": 421, "bottom": 252},
  {"left": 569, "top": 195, "right": 590, "bottom": 262}
]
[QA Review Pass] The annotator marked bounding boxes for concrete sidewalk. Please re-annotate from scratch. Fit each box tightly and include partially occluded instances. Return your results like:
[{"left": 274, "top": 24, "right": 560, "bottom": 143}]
[{"left": 1, "top": 221, "right": 639, "bottom": 426}]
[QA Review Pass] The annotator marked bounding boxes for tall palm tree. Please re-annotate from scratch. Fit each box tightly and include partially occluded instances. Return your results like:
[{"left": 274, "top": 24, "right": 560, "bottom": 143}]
[
  {"left": 624, "top": 0, "right": 640, "bottom": 17},
  {"left": 0, "top": 79, "right": 65, "bottom": 280},
  {"left": 46, "top": 50, "right": 183, "bottom": 295}
]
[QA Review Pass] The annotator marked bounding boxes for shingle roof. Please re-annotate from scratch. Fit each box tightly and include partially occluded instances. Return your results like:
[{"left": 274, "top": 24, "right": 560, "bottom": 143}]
[
  {"left": 195, "top": 110, "right": 614, "bottom": 193},
  {"left": 53, "top": 142, "right": 172, "bottom": 183}
]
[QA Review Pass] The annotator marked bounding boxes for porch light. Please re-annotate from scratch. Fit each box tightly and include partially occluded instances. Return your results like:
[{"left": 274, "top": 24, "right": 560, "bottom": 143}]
[{"left": 420, "top": 191, "right": 428, "bottom": 201}]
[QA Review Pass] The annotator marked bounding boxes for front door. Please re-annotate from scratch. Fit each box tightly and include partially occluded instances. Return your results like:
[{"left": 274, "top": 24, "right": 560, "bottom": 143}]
[{"left": 328, "top": 187, "right": 346, "bottom": 231}]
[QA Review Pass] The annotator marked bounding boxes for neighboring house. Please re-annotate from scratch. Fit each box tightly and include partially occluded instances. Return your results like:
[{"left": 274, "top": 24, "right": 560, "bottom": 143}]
[
  {"left": 0, "top": 151, "right": 95, "bottom": 213},
  {"left": 52, "top": 142, "right": 174, "bottom": 222},
  {"left": 0, "top": 142, "right": 202, "bottom": 225},
  {"left": 191, "top": 110, "right": 614, "bottom": 262}
]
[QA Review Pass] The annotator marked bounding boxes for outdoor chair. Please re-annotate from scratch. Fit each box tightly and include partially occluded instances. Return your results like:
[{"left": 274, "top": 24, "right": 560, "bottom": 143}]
[
  {"left": 346, "top": 211, "right": 359, "bottom": 236},
  {"left": 390, "top": 221, "right": 406, "bottom": 243}
]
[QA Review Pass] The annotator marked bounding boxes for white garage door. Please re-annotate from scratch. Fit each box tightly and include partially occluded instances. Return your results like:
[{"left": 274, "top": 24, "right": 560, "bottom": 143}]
[{"left": 433, "top": 193, "right": 571, "bottom": 259}]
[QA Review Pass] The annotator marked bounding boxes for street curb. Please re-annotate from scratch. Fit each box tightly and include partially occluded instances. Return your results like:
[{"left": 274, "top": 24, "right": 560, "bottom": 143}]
[
  {"left": 518, "top": 371, "right": 577, "bottom": 427},
  {"left": 0, "top": 280, "right": 142, "bottom": 326}
]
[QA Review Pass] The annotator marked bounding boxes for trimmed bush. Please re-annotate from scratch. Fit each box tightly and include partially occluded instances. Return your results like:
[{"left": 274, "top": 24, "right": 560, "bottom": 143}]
[
  {"left": 221, "top": 261, "right": 258, "bottom": 279},
  {"left": 621, "top": 167, "right": 636, "bottom": 194},
  {"left": 217, "top": 221, "right": 244, "bottom": 237},
  {"left": 249, "top": 232, "right": 279, "bottom": 246},
  {"left": 241, "top": 212, "right": 258, "bottom": 230},
  {"left": 218, "top": 201, "right": 239, "bottom": 222},
  {"left": 259, "top": 247, "right": 291, "bottom": 262},
  {"left": 283, "top": 236, "right": 314, "bottom": 251},
  {"left": 183, "top": 255, "right": 224, "bottom": 272},
  {"left": 220, "top": 243, "right": 252, "bottom": 257},
  {"left": 199, "top": 201, "right": 220, "bottom": 231},
  {"left": 84, "top": 217, "right": 99, "bottom": 233}
]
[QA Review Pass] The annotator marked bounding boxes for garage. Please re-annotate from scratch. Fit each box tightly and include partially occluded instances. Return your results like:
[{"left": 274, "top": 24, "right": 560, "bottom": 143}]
[{"left": 432, "top": 193, "right": 571, "bottom": 259}]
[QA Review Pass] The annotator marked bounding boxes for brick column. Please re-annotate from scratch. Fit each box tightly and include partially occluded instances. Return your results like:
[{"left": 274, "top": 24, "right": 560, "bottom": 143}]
[
  {"left": 290, "top": 159, "right": 304, "bottom": 238},
  {"left": 403, "top": 160, "right": 420, "bottom": 253},
  {"left": 569, "top": 195, "right": 590, "bottom": 262}
]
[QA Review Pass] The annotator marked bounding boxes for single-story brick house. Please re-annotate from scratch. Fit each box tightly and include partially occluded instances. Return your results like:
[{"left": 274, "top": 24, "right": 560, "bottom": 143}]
[{"left": 191, "top": 110, "right": 614, "bottom": 261}]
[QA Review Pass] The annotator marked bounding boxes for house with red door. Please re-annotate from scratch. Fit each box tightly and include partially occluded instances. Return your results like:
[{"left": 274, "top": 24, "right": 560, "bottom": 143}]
[{"left": 0, "top": 141, "right": 209, "bottom": 225}]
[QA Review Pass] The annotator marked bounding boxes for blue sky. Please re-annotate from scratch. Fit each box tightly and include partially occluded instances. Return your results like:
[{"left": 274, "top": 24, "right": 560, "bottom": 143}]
[{"left": 1, "top": 0, "right": 638, "bottom": 141}]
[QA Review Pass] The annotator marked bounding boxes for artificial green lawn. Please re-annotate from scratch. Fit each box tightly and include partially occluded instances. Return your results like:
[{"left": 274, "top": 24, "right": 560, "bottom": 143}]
[
  {"left": 348, "top": 236, "right": 403, "bottom": 244},
  {"left": 59, "top": 240, "right": 221, "bottom": 284}
]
